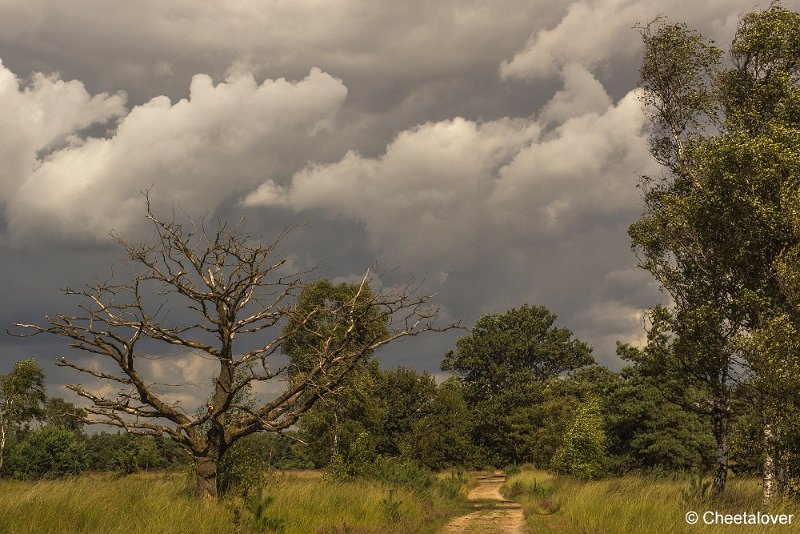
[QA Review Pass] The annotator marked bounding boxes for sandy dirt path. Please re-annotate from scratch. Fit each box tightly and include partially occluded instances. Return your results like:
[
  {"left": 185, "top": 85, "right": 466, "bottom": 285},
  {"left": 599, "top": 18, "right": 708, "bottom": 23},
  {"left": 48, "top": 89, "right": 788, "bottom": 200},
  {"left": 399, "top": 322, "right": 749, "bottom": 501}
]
[{"left": 439, "top": 472, "right": 526, "bottom": 534}]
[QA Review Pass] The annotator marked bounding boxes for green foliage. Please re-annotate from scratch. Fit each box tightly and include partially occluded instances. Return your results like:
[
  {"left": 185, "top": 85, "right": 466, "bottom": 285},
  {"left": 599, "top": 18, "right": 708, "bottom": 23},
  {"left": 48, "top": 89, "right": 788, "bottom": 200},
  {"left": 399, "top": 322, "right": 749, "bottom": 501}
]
[
  {"left": 379, "top": 489, "right": 404, "bottom": 523},
  {"left": 300, "top": 361, "right": 385, "bottom": 468},
  {"left": 605, "top": 344, "right": 715, "bottom": 473},
  {"left": 284, "top": 279, "right": 388, "bottom": 380},
  {"left": 115, "top": 442, "right": 141, "bottom": 476},
  {"left": 442, "top": 304, "right": 593, "bottom": 466},
  {"left": 437, "top": 470, "right": 468, "bottom": 500},
  {"left": 371, "top": 457, "right": 436, "bottom": 494},
  {"left": 504, "top": 464, "right": 521, "bottom": 477},
  {"left": 325, "top": 431, "right": 376, "bottom": 481},
  {"left": 0, "top": 358, "right": 46, "bottom": 425},
  {"left": 400, "top": 377, "right": 475, "bottom": 470},
  {"left": 300, "top": 364, "right": 462, "bottom": 471},
  {"left": 240, "top": 486, "right": 286, "bottom": 532},
  {"left": 632, "top": 1, "right": 800, "bottom": 496},
  {"left": 83, "top": 432, "right": 188, "bottom": 473},
  {"left": 375, "top": 367, "right": 437, "bottom": 456},
  {"left": 443, "top": 305, "right": 594, "bottom": 400},
  {"left": 43, "top": 397, "right": 85, "bottom": 433},
  {"left": 218, "top": 433, "right": 276, "bottom": 495},
  {"left": 7, "top": 425, "right": 87, "bottom": 479},
  {"left": 552, "top": 398, "right": 608, "bottom": 480}
]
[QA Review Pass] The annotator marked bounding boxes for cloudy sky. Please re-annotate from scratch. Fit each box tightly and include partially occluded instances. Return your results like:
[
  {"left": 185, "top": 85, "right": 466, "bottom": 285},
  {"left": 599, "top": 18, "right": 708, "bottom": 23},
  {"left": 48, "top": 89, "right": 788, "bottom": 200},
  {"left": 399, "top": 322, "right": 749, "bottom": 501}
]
[{"left": 2, "top": 0, "right": 797, "bottom": 404}]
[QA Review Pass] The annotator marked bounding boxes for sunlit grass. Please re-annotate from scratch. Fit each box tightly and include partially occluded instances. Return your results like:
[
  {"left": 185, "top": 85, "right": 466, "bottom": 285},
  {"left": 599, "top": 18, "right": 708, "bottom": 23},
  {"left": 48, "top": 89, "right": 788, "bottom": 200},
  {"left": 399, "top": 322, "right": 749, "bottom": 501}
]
[
  {"left": 0, "top": 470, "right": 467, "bottom": 534},
  {"left": 502, "top": 466, "right": 800, "bottom": 534}
]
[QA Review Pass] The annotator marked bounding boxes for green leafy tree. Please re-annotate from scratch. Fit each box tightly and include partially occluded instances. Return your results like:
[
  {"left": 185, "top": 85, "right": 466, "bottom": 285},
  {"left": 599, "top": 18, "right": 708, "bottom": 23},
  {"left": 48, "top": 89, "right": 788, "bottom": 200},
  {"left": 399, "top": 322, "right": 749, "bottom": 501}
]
[
  {"left": 630, "top": 2, "right": 800, "bottom": 498},
  {"left": 514, "top": 366, "right": 616, "bottom": 470},
  {"left": 7, "top": 425, "right": 87, "bottom": 479},
  {"left": 0, "top": 358, "right": 46, "bottom": 474},
  {"left": 375, "top": 367, "right": 437, "bottom": 456},
  {"left": 442, "top": 304, "right": 593, "bottom": 465},
  {"left": 607, "top": 343, "right": 715, "bottom": 473},
  {"left": 297, "top": 360, "right": 385, "bottom": 468},
  {"left": 285, "top": 280, "right": 390, "bottom": 467},
  {"left": 401, "top": 377, "right": 475, "bottom": 470}
]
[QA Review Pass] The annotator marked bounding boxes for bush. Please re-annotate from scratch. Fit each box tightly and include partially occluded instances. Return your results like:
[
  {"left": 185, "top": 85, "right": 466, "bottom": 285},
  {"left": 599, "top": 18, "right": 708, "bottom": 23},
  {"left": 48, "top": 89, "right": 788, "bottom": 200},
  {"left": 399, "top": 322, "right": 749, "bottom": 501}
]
[
  {"left": 7, "top": 425, "right": 87, "bottom": 479},
  {"left": 372, "top": 457, "right": 435, "bottom": 494},
  {"left": 114, "top": 442, "right": 140, "bottom": 476},
  {"left": 551, "top": 397, "right": 607, "bottom": 480},
  {"left": 218, "top": 434, "right": 273, "bottom": 495}
]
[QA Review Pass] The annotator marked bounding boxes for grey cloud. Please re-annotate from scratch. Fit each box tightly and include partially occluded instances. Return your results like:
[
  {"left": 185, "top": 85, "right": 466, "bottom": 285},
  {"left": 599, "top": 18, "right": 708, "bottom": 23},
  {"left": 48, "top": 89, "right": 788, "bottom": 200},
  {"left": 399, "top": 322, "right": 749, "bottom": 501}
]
[{"left": 3, "top": 0, "right": 796, "bottom": 390}]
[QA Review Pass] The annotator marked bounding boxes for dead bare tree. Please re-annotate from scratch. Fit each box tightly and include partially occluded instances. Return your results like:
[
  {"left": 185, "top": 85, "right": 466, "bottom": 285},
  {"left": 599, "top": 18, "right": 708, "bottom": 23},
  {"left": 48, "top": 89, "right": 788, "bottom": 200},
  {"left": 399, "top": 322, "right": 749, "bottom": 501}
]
[{"left": 10, "top": 199, "right": 453, "bottom": 499}]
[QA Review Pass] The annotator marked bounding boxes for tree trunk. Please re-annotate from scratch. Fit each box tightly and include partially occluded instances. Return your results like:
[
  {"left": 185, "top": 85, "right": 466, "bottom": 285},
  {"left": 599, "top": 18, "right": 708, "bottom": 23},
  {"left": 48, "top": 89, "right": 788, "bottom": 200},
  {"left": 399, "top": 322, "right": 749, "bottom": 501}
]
[
  {"left": 194, "top": 455, "right": 219, "bottom": 501},
  {"left": 710, "top": 399, "right": 730, "bottom": 496},
  {"left": 763, "top": 417, "right": 777, "bottom": 506},
  {"left": 0, "top": 423, "right": 5, "bottom": 473}
]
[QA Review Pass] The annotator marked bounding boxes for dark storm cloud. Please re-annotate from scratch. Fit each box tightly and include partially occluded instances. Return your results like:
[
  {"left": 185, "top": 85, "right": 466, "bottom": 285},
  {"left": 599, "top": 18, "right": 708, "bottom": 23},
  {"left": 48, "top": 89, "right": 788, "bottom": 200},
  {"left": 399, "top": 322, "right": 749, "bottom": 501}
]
[{"left": 1, "top": 0, "right": 798, "bottom": 406}]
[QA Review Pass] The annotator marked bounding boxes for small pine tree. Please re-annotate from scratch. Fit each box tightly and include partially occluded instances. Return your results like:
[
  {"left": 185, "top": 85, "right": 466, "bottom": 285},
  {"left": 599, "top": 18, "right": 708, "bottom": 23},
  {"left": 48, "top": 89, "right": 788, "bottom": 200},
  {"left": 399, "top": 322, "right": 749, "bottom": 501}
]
[{"left": 552, "top": 397, "right": 607, "bottom": 479}]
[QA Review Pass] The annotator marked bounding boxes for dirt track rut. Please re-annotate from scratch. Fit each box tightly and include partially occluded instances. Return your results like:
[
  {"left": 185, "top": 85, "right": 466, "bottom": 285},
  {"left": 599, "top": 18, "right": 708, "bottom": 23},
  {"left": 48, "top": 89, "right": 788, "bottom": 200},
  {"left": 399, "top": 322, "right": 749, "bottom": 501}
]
[{"left": 439, "top": 472, "right": 525, "bottom": 534}]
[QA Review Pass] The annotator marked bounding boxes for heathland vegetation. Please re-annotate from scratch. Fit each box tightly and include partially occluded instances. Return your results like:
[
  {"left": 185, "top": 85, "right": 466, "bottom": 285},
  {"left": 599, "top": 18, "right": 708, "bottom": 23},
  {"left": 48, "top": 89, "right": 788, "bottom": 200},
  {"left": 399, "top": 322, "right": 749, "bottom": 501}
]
[{"left": 3, "top": 2, "right": 800, "bottom": 533}]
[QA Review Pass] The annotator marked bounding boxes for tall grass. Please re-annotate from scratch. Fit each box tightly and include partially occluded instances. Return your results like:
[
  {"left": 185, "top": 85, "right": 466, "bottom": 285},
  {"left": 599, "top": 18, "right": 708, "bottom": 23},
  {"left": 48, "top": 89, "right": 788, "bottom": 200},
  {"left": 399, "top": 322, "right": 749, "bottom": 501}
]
[
  {"left": 0, "top": 470, "right": 467, "bottom": 534},
  {"left": 502, "top": 466, "right": 800, "bottom": 534}
]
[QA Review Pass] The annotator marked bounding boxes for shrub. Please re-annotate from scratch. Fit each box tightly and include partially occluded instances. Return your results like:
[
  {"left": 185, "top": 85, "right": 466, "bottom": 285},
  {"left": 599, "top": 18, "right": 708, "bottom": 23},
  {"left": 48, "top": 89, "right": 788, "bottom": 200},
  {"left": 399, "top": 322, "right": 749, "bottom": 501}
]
[
  {"left": 218, "top": 434, "right": 272, "bottom": 495},
  {"left": 379, "top": 489, "right": 404, "bottom": 523},
  {"left": 504, "top": 464, "right": 521, "bottom": 477},
  {"left": 114, "top": 442, "right": 140, "bottom": 476},
  {"left": 7, "top": 425, "right": 87, "bottom": 479},
  {"left": 372, "top": 457, "right": 435, "bottom": 494},
  {"left": 551, "top": 397, "right": 607, "bottom": 479}
]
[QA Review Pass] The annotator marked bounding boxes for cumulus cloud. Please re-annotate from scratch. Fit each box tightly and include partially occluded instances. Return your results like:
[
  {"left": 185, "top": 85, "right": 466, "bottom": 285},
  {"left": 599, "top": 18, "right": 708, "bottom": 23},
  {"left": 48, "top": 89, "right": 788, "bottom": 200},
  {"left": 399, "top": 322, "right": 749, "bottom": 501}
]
[
  {"left": 248, "top": 77, "right": 653, "bottom": 266},
  {"left": 500, "top": 0, "right": 793, "bottom": 81},
  {"left": 1, "top": 63, "right": 347, "bottom": 244},
  {"left": 245, "top": 117, "right": 541, "bottom": 270},
  {"left": 6, "top": 0, "right": 790, "bottom": 373},
  {"left": 0, "top": 59, "right": 126, "bottom": 200},
  {"left": 0, "top": 1, "right": 553, "bottom": 95},
  {"left": 538, "top": 63, "right": 611, "bottom": 124},
  {"left": 244, "top": 70, "right": 662, "bottom": 361}
]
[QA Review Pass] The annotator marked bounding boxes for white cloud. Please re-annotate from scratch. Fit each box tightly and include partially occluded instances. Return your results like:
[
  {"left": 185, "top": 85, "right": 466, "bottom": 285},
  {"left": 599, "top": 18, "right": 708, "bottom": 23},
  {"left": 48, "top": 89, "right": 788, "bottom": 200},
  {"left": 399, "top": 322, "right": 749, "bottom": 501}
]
[
  {"left": 539, "top": 63, "right": 611, "bottom": 124},
  {"left": 2, "top": 64, "right": 348, "bottom": 245},
  {"left": 0, "top": 59, "right": 126, "bottom": 200},
  {"left": 249, "top": 83, "right": 654, "bottom": 266},
  {"left": 500, "top": 0, "right": 796, "bottom": 81},
  {"left": 245, "top": 117, "right": 541, "bottom": 270}
]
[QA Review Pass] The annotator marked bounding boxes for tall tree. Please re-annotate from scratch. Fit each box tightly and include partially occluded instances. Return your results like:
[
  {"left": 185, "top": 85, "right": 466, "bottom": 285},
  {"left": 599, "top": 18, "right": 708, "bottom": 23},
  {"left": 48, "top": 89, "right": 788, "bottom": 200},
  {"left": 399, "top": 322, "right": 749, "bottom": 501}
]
[
  {"left": 631, "top": 2, "right": 800, "bottom": 498},
  {"left": 442, "top": 304, "right": 593, "bottom": 465},
  {"left": 11, "top": 199, "right": 452, "bottom": 499},
  {"left": 0, "top": 358, "right": 46, "bottom": 474}
]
